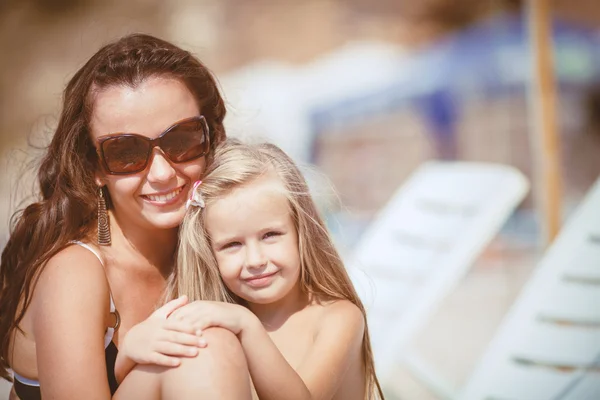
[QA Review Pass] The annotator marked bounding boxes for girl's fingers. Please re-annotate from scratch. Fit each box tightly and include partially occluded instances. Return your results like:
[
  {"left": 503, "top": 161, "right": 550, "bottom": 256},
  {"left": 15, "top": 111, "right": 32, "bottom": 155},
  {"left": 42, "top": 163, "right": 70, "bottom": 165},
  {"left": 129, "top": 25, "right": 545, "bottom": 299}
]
[
  {"left": 192, "top": 318, "right": 213, "bottom": 333},
  {"left": 152, "top": 296, "right": 189, "bottom": 319},
  {"left": 169, "top": 301, "right": 208, "bottom": 321},
  {"left": 164, "top": 318, "right": 198, "bottom": 334},
  {"left": 155, "top": 341, "right": 201, "bottom": 357},
  {"left": 149, "top": 352, "right": 181, "bottom": 367},
  {"left": 169, "top": 305, "right": 194, "bottom": 321},
  {"left": 162, "top": 330, "right": 206, "bottom": 347}
]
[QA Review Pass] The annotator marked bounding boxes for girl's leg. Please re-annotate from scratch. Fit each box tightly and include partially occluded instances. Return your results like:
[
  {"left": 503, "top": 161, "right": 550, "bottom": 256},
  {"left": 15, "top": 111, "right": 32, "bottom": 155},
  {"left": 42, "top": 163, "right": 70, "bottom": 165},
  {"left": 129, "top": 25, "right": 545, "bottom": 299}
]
[
  {"left": 113, "top": 366, "right": 161, "bottom": 400},
  {"left": 114, "top": 328, "right": 252, "bottom": 400},
  {"left": 160, "top": 328, "right": 252, "bottom": 399}
]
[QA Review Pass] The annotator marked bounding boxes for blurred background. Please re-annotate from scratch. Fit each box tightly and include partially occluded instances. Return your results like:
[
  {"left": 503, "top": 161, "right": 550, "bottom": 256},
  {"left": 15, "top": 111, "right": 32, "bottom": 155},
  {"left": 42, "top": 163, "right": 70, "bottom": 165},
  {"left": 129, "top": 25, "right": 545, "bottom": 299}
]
[{"left": 1, "top": 0, "right": 600, "bottom": 399}]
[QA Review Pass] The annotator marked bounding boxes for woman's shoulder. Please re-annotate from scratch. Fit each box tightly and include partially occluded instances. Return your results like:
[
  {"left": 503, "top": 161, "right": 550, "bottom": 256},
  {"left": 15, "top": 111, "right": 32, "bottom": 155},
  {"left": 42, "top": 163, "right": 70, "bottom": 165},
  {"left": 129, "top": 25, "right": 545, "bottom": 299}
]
[
  {"left": 34, "top": 243, "right": 110, "bottom": 304},
  {"left": 43, "top": 242, "right": 105, "bottom": 273}
]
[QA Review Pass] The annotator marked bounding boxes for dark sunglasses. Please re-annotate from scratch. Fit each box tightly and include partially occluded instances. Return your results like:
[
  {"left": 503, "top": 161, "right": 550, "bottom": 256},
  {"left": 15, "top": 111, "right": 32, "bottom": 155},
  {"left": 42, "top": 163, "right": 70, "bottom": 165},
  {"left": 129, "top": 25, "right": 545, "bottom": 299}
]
[{"left": 97, "top": 115, "right": 210, "bottom": 175}]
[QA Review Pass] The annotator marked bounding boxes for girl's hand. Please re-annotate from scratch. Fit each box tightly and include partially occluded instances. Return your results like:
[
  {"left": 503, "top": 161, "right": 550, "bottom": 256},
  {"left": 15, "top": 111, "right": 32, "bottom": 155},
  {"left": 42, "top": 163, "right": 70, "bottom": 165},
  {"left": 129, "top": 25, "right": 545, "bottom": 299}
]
[
  {"left": 120, "top": 295, "right": 207, "bottom": 367},
  {"left": 169, "top": 301, "right": 256, "bottom": 337}
]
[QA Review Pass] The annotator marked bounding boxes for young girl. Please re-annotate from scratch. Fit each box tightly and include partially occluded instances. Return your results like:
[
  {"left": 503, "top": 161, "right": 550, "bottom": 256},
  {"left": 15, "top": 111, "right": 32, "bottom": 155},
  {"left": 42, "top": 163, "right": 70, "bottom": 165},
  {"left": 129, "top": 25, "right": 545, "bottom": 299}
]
[{"left": 166, "top": 139, "right": 385, "bottom": 399}]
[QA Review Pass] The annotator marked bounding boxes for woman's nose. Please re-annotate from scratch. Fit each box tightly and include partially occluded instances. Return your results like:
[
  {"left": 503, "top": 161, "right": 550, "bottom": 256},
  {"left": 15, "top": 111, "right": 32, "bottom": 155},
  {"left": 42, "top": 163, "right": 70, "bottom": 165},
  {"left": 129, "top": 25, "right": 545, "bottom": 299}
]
[{"left": 146, "top": 148, "right": 176, "bottom": 183}]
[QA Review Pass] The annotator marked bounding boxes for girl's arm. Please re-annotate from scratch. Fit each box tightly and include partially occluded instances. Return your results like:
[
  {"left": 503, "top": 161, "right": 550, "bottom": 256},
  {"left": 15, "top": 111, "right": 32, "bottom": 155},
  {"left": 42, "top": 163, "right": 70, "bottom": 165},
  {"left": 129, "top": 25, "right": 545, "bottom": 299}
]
[
  {"left": 32, "top": 246, "right": 114, "bottom": 399},
  {"left": 240, "top": 301, "right": 365, "bottom": 400},
  {"left": 172, "top": 300, "right": 364, "bottom": 400},
  {"left": 291, "top": 301, "right": 365, "bottom": 399},
  {"left": 238, "top": 312, "right": 312, "bottom": 400}
]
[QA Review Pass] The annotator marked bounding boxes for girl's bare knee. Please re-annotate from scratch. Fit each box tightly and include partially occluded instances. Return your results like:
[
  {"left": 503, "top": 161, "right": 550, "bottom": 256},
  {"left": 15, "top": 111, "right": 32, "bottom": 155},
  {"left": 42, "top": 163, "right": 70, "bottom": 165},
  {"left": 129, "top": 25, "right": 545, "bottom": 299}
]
[
  {"left": 113, "top": 364, "right": 166, "bottom": 400},
  {"left": 202, "top": 327, "right": 247, "bottom": 365},
  {"left": 161, "top": 327, "right": 252, "bottom": 399}
]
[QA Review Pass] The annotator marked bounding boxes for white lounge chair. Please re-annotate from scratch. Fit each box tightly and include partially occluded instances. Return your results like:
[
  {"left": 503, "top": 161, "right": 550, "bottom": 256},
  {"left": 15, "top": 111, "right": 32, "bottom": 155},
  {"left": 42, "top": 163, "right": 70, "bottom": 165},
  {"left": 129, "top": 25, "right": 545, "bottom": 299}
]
[
  {"left": 460, "top": 177, "right": 600, "bottom": 400},
  {"left": 346, "top": 161, "right": 529, "bottom": 396}
]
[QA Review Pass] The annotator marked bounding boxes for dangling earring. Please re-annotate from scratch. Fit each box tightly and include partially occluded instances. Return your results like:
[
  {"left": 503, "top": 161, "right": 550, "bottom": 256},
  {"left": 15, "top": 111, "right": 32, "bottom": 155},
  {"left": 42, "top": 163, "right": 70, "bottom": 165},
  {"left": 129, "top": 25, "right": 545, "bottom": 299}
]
[{"left": 97, "top": 186, "right": 111, "bottom": 246}]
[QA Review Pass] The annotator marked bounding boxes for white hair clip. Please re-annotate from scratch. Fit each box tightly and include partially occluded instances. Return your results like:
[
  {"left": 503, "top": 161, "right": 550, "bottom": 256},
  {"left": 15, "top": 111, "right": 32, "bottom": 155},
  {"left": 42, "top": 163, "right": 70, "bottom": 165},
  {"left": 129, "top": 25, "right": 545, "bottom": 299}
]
[{"left": 186, "top": 180, "right": 205, "bottom": 210}]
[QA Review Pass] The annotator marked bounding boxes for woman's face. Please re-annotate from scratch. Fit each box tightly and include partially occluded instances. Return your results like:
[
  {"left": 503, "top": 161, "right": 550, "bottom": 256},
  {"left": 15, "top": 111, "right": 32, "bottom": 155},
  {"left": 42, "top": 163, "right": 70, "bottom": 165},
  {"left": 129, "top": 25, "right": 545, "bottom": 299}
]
[{"left": 90, "top": 77, "right": 206, "bottom": 232}]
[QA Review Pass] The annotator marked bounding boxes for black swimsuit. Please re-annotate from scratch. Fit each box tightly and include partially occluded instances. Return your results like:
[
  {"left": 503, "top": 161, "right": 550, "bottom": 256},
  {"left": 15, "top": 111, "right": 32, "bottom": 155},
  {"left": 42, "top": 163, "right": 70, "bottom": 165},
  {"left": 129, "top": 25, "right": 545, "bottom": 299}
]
[{"left": 13, "top": 242, "right": 120, "bottom": 399}]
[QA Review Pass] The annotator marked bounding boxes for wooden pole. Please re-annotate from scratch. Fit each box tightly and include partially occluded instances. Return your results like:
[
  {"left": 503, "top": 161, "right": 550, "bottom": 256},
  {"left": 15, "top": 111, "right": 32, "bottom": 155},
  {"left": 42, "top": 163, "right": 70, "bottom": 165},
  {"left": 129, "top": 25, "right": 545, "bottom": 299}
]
[{"left": 527, "top": 0, "right": 562, "bottom": 246}]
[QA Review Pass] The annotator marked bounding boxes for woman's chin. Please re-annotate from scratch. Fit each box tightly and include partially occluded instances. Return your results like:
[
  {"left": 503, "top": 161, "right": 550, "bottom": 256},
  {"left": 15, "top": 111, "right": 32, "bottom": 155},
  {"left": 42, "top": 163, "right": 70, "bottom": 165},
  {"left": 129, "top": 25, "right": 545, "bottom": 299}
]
[{"left": 143, "top": 209, "right": 187, "bottom": 230}]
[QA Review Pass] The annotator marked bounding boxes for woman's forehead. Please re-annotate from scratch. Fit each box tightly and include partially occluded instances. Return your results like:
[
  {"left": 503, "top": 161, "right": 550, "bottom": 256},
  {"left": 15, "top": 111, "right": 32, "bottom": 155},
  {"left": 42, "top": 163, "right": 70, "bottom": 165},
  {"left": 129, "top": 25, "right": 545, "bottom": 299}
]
[{"left": 89, "top": 77, "right": 199, "bottom": 138}]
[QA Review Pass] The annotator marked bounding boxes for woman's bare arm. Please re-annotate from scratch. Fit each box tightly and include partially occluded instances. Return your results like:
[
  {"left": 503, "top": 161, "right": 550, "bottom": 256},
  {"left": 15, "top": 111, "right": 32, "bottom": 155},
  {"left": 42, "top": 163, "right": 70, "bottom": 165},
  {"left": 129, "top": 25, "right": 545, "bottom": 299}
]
[{"left": 32, "top": 245, "right": 113, "bottom": 400}]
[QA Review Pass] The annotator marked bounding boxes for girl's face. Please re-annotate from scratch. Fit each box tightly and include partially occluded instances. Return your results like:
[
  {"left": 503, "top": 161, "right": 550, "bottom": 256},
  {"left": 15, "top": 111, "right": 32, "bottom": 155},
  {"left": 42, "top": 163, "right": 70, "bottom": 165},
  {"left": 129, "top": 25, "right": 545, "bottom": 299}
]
[
  {"left": 91, "top": 77, "right": 206, "bottom": 233},
  {"left": 205, "top": 174, "right": 302, "bottom": 305}
]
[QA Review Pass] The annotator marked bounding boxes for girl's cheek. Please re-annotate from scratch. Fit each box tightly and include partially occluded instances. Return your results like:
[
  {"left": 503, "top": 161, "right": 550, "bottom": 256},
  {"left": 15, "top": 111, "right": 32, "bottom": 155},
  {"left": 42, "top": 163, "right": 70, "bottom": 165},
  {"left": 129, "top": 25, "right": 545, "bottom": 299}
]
[{"left": 218, "top": 258, "right": 241, "bottom": 281}]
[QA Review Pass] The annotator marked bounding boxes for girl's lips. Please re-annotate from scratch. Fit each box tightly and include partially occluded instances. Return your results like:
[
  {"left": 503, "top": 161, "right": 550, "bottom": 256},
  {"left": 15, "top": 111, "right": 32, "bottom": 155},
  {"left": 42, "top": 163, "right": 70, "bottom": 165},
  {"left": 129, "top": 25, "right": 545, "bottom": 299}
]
[{"left": 243, "top": 271, "right": 279, "bottom": 288}]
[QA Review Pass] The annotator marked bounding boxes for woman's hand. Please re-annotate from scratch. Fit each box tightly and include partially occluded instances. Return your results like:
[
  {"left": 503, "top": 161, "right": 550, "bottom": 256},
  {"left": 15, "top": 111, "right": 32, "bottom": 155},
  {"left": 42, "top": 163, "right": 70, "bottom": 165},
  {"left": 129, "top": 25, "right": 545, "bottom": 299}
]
[
  {"left": 120, "top": 295, "right": 207, "bottom": 367},
  {"left": 169, "top": 301, "right": 257, "bottom": 337}
]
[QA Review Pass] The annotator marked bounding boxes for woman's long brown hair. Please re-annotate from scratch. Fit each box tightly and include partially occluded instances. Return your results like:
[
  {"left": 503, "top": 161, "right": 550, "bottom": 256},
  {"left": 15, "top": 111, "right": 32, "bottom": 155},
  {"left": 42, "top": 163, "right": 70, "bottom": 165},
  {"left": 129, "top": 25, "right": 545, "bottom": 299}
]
[{"left": 0, "top": 33, "right": 227, "bottom": 381}]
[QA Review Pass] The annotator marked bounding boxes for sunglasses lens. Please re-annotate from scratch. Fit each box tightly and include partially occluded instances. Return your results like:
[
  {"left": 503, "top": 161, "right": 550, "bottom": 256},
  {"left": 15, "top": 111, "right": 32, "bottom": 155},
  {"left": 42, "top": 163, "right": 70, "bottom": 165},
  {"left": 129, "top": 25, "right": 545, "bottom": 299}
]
[
  {"left": 161, "top": 119, "right": 208, "bottom": 163},
  {"left": 102, "top": 136, "right": 150, "bottom": 174}
]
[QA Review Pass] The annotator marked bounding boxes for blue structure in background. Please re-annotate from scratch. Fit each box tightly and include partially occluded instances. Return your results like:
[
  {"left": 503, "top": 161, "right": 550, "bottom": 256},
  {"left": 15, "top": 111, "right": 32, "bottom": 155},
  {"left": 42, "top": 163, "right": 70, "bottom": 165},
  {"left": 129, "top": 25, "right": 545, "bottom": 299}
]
[{"left": 309, "top": 12, "right": 600, "bottom": 160}]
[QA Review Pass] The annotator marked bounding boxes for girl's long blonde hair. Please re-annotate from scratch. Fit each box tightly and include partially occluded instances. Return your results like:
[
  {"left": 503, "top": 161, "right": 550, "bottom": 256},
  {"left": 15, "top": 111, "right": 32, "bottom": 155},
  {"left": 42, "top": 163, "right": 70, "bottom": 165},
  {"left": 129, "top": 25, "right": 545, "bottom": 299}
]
[{"left": 168, "top": 138, "right": 384, "bottom": 399}]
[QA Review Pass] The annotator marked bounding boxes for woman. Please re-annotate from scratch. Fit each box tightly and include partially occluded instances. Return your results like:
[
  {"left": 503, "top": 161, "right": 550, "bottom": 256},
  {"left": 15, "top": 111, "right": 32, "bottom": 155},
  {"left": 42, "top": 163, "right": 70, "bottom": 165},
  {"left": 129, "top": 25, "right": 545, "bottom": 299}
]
[{"left": 0, "top": 33, "right": 251, "bottom": 399}]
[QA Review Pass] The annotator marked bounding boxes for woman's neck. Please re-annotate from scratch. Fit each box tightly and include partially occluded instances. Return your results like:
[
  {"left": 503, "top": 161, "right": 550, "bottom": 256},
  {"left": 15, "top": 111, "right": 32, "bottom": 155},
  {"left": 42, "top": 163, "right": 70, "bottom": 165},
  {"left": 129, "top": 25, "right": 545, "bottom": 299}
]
[
  {"left": 246, "top": 282, "right": 309, "bottom": 331},
  {"left": 108, "top": 211, "right": 178, "bottom": 277}
]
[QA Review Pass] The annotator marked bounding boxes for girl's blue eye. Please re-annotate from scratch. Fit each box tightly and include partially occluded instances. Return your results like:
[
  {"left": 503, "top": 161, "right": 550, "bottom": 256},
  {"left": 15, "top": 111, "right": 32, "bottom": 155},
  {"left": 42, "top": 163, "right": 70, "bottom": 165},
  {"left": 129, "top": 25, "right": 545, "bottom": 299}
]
[{"left": 263, "top": 231, "right": 281, "bottom": 239}]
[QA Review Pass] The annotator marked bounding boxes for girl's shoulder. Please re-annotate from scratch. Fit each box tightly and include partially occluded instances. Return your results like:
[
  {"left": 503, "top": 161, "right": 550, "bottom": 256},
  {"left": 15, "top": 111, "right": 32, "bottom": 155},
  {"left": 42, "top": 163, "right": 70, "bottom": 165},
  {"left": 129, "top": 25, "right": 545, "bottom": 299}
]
[
  {"left": 311, "top": 297, "right": 361, "bottom": 312},
  {"left": 311, "top": 299, "right": 365, "bottom": 333}
]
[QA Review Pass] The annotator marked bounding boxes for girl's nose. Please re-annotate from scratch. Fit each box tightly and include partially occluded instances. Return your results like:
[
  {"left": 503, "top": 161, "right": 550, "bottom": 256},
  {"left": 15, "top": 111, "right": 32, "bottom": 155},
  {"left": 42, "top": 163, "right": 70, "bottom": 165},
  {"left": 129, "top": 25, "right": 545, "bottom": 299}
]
[{"left": 245, "top": 243, "right": 268, "bottom": 269}]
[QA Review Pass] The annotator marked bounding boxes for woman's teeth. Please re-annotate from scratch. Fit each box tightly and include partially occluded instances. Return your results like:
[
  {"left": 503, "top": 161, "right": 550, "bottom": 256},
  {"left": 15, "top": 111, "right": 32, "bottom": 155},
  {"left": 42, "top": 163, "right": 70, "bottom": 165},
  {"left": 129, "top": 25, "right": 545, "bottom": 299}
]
[{"left": 145, "top": 187, "right": 183, "bottom": 202}]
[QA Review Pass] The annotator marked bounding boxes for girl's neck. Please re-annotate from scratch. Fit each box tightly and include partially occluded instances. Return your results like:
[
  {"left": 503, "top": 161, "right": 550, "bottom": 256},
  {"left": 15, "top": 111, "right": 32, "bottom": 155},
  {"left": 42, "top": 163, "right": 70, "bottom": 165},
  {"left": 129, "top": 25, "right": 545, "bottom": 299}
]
[
  {"left": 108, "top": 211, "right": 178, "bottom": 277},
  {"left": 246, "top": 281, "right": 309, "bottom": 331}
]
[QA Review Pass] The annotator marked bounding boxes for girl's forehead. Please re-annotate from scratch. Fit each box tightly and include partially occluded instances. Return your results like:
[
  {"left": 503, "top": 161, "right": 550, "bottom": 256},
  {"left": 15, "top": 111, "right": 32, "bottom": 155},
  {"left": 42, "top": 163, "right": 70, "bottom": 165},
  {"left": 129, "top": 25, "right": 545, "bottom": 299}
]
[
  {"left": 225, "top": 176, "right": 285, "bottom": 207},
  {"left": 206, "top": 174, "right": 289, "bottom": 222},
  {"left": 223, "top": 172, "right": 286, "bottom": 200}
]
